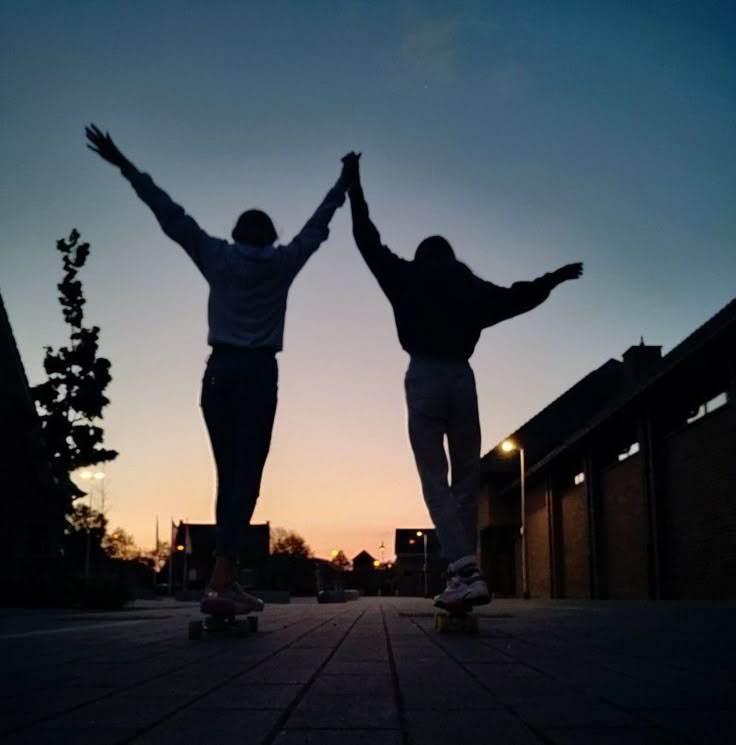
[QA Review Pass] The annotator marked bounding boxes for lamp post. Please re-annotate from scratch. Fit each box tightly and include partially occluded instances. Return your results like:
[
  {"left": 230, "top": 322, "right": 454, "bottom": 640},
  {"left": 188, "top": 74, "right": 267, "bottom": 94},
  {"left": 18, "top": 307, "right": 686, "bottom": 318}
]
[
  {"left": 79, "top": 470, "right": 105, "bottom": 585},
  {"left": 501, "top": 440, "right": 529, "bottom": 599},
  {"left": 416, "top": 530, "right": 428, "bottom": 597}
]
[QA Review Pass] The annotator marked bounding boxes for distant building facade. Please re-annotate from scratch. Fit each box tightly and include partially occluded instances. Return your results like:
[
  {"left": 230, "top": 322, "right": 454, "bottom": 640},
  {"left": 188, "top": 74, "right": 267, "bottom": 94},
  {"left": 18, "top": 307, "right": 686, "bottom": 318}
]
[
  {"left": 477, "top": 298, "right": 736, "bottom": 599},
  {"left": 169, "top": 521, "right": 270, "bottom": 589}
]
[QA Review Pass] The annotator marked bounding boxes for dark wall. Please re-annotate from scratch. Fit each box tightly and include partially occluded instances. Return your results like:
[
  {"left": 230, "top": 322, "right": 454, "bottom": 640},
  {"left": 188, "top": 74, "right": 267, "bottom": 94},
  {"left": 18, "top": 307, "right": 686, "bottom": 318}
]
[
  {"left": 600, "top": 453, "right": 649, "bottom": 598},
  {"left": 661, "top": 406, "right": 736, "bottom": 598}
]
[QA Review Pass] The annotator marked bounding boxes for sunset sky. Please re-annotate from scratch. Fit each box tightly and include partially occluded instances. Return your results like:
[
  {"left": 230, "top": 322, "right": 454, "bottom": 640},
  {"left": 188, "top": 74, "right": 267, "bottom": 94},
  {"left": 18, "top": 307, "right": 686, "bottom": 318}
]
[{"left": 2, "top": 1, "right": 734, "bottom": 561}]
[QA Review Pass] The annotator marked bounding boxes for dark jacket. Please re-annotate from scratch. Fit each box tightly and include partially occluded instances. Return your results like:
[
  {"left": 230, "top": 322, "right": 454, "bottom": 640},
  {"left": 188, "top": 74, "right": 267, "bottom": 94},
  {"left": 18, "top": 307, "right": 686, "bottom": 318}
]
[{"left": 349, "top": 185, "right": 560, "bottom": 361}]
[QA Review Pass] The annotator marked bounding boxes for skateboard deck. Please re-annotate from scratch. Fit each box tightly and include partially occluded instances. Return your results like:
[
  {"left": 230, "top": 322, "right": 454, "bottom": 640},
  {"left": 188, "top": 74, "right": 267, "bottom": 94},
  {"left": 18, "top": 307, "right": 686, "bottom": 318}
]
[
  {"left": 188, "top": 596, "right": 260, "bottom": 640},
  {"left": 433, "top": 605, "right": 479, "bottom": 634}
]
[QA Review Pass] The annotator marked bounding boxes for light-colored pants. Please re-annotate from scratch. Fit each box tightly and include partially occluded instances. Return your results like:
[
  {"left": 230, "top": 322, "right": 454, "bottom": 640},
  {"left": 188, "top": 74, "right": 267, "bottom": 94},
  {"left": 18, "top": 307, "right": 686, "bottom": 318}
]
[{"left": 404, "top": 356, "right": 481, "bottom": 563}]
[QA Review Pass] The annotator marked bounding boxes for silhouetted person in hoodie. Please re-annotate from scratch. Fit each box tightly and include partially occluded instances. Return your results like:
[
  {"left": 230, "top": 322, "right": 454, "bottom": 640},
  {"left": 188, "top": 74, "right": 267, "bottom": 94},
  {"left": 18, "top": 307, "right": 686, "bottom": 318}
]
[
  {"left": 86, "top": 124, "right": 350, "bottom": 616},
  {"left": 341, "top": 153, "right": 583, "bottom": 609}
]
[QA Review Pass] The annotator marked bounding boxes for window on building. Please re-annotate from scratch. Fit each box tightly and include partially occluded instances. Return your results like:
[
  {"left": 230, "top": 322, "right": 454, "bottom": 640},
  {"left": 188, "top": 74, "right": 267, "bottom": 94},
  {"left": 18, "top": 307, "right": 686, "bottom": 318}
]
[
  {"left": 686, "top": 391, "right": 728, "bottom": 424},
  {"left": 618, "top": 442, "right": 640, "bottom": 462},
  {"left": 574, "top": 472, "right": 585, "bottom": 485}
]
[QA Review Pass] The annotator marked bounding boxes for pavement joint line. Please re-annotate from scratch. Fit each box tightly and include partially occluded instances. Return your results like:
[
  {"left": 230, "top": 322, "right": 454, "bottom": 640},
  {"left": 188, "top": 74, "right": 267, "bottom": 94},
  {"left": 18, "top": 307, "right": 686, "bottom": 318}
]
[
  {"left": 381, "top": 605, "right": 414, "bottom": 745},
  {"left": 2, "top": 606, "right": 353, "bottom": 739},
  {"left": 260, "top": 607, "right": 369, "bottom": 745}
]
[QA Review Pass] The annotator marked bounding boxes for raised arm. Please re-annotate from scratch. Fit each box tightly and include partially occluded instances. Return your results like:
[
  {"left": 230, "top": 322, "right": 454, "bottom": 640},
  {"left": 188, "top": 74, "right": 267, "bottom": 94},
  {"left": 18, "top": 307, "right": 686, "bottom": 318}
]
[
  {"left": 479, "top": 262, "right": 584, "bottom": 327},
  {"left": 279, "top": 159, "right": 350, "bottom": 277},
  {"left": 343, "top": 154, "right": 407, "bottom": 299},
  {"left": 85, "top": 124, "right": 223, "bottom": 275}
]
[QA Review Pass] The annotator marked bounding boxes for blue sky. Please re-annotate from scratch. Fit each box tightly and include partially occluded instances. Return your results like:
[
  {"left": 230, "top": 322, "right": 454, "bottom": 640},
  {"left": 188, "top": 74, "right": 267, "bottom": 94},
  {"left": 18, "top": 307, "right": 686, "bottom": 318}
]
[{"left": 1, "top": 1, "right": 734, "bottom": 558}]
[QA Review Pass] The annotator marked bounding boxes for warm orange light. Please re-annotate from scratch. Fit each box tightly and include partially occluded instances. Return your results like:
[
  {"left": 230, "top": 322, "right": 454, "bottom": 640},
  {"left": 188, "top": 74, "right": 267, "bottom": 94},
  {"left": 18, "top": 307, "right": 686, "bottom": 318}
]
[
  {"left": 416, "top": 530, "right": 423, "bottom": 537},
  {"left": 176, "top": 544, "right": 185, "bottom": 552},
  {"left": 373, "top": 560, "right": 380, "bottom": 568},
  {"left": 330, "top": 549, "right": 339, "bottom": 558},
  {"left": 408, "top": 539, "right": 415, "bottom": 545},
  {"left": 501, "top": 440, "right": 516, "bottom": 452}
]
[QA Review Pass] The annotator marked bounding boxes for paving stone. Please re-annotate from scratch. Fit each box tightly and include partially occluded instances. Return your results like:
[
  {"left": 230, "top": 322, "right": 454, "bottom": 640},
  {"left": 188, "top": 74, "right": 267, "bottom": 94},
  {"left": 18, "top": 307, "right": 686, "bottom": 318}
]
[
  {"left": 466, "top": 663, "right": 568, "bottom": 698},
  {"left": 36, "top": 694, "right": 192, "bottom": 729},
  {"left": 275, "top": 730, "right": 402, "bottom": 745},
  {"left": 401, "top": 678, "right": 503, "bottom": 710},
  {"left": 510, "top": 695, "right": 641, "bottom": 727},
  {"left": 636, "top": 707, "right": 736, "bottom": 745},
  {"left": 322, "top": 660, "right": 391, "bottom": 676},
  {"left": 192, "top": 684, "right": 302, "bottom": 709},
  {"left": 542, "top": 727, "right": 688, "bottom": 744},
  {"left": 131, "top": 707, "right": 282, "bottom": 744},
  {"left": 406, "top": 709, "right": 545, "bottom": 744},
  {"left": 287, "top": 693, "right": 399, "bottom": 729},
  {"left": 310, "top": 674, "right": 393, "bottom": 697},
  {"left": 1, "top": 727, "right": 137, "bottom": 744}
]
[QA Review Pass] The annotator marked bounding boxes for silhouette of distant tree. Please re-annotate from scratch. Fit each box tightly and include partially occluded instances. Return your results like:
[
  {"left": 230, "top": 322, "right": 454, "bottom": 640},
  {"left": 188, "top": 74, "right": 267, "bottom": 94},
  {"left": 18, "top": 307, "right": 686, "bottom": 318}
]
[
  {"left": 103, "top": 527, "right": 139, "bottom": 560},
  {"left": 64, "top": 502, "right": 107, "bottom": 567},
  {"left": 330, "top": 550, "right": 351, "bottom": 571},
  {"left": 270, "top": 527, "right": 313, "bottom": 558},
  {"left": 32, "top": 229, "right": 118, "bottom": 512}
]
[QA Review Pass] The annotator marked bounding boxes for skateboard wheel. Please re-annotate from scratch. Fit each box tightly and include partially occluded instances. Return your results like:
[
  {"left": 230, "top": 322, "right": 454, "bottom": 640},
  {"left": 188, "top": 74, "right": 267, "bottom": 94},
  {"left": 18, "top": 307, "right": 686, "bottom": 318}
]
[
  {"left": 248, "top": 616, "right": 259, "bottom": 633},
  {"left": 188, "top": 620, "right": 203, "bottom": 640},
  {"left": 434, "top": 613, "right": 450, "bottom": 633}
]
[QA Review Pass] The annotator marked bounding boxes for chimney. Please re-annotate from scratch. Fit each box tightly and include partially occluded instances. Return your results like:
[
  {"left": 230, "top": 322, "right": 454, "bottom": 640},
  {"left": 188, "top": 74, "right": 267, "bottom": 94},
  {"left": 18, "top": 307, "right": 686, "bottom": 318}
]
[{"left": 622, "top": 337, "right": 662, "bottom": 385}]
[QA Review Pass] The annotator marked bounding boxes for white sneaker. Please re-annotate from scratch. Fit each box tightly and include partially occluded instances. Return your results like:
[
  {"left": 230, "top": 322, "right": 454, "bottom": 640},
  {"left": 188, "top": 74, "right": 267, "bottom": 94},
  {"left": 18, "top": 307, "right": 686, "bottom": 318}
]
[{"left": 433, "top": 571, "right": 490, "bottom": 610}]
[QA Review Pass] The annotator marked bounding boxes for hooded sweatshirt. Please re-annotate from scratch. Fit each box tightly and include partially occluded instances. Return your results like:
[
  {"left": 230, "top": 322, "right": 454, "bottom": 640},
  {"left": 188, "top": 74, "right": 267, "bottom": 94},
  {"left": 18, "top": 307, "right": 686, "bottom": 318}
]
[
  {"left": 348, "top": 184, "right": 560, "bottom": 361},
  {"left": 121, "top": 161, "right": 346, "bottom": 351}
]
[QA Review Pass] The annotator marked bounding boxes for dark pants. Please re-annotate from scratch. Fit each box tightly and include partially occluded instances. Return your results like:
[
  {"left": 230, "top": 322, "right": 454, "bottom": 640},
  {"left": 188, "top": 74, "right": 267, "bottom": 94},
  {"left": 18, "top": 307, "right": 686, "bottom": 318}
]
[{"left": 200, "top": 346, "right": 278, "bottom": 560}]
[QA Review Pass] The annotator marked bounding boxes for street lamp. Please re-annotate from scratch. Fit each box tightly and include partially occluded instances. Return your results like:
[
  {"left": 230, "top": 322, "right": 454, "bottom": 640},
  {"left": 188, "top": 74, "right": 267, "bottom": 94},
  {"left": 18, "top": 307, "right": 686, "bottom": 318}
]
[
  {"left": 501, "top": 440, "right": 529, "bottom": 600},
  {"left": 416, "top": 530, "right": 428, "bottom": 597},
  {"left": 79, "top": 469, "right": 105, "bottom": 586}
]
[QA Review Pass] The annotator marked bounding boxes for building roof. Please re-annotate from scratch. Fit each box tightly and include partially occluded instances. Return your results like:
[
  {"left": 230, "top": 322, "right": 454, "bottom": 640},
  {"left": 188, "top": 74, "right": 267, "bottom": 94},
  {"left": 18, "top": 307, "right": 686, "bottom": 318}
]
[
  {"left": 352, "top": 550, "right": 376, "bottom": 563},
  {"left": 483, "top": 296, "right": 736, "bottom": 483}
]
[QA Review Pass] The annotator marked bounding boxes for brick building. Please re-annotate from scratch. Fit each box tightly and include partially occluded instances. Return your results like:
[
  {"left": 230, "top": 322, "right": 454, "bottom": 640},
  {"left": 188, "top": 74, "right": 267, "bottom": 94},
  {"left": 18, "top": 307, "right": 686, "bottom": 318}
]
[{"left": 477, "top": 298, "right": 735, "bottom": 599}]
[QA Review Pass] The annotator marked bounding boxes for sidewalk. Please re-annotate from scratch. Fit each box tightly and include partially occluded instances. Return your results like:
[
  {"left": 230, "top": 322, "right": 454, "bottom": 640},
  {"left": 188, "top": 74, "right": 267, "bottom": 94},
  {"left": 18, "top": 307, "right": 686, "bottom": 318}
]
[{"left": 0, "top": 597, "right": 734, "bottom": 744}]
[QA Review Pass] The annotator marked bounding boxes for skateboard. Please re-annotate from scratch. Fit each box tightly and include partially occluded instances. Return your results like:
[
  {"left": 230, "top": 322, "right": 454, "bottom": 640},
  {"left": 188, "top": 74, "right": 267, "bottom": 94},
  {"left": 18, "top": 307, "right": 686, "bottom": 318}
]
[
  {"left": 433, "top": 604, "right": 479, "bottom": 634},
  {"left": 188, "top": 596, "right": 260, "bottom": 640}
]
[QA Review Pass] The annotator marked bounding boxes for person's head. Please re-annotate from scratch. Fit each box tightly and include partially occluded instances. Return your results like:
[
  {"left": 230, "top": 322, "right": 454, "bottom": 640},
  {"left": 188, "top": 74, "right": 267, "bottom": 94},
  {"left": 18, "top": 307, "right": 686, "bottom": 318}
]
[
  {"left": 232, "top": 209, "right": 277, "bottom": 246},
  {"left": 414, "top": 235, "right": 456, "bottom": 265}
]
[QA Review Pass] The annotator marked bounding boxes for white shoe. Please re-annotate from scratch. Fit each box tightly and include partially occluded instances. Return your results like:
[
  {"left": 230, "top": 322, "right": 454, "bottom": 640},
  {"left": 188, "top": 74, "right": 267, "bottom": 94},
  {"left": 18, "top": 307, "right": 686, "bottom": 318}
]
[{"left": 433, "top": 572, "right": 490, "bottom": 610}]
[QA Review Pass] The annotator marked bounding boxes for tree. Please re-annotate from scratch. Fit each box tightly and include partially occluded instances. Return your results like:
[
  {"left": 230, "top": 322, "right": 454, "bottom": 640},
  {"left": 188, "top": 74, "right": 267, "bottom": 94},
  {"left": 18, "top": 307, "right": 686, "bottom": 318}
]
[
  {"left": 64, "top": 502, "right": 108, "bottom": 568},
  {"left": 103, "top": 528, "right": 139, "bottom": 560},
  {"left": 270, "top": 528, "right": 313, "bottom": 558},
  {"left": 32, "top": 229, "right": 117, "bottom": 510},
  {"left": 331, "top": 550, "right": 351, "bottom": 571}
]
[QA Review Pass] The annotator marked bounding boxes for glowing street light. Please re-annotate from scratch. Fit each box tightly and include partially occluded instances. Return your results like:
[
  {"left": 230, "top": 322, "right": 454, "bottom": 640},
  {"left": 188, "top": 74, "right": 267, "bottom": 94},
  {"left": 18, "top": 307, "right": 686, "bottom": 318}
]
[
  {"left": 78, "top": 469, "right": 106, "bottom": 586},
  {"left": 501, "top": 439, "right": 529, "bottom": 599},
  {"left": 416, "top": 530, "right": 428, "bottom": 597}
]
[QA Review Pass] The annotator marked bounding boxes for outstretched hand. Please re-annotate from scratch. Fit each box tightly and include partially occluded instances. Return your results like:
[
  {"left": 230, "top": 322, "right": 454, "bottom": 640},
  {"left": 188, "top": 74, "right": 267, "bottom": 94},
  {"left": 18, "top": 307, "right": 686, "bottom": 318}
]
[
  {"left": 553, "top": 262, "right": 584, "bottom": 283},
  {"left": 85, "top": 124, "right": 128, "bottom": 169},
  {"left": 341, "top": 151, "right": 361, "bottom": 189}
]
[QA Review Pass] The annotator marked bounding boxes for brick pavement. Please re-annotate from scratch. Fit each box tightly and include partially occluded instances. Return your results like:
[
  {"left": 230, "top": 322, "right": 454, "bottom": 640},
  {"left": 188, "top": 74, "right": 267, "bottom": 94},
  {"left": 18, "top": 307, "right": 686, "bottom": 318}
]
[{"left": 0, "top": 597, "right": 734, "bottom": 744}]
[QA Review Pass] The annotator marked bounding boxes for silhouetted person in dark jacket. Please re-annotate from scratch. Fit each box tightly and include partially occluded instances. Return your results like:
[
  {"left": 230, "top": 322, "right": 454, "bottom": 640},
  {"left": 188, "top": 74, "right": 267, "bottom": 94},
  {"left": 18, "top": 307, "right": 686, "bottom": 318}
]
[
  {"left": 342, "top": 153, "right": 583, "bottom": 609},
  {"left": 86, "top": 124, "right": 351, "bottom": 616}
]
